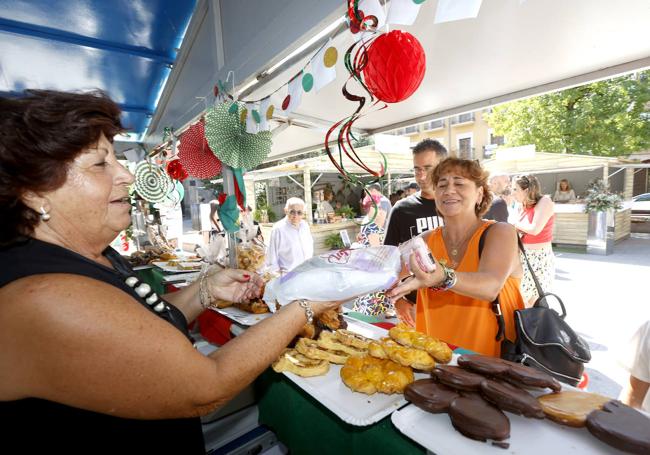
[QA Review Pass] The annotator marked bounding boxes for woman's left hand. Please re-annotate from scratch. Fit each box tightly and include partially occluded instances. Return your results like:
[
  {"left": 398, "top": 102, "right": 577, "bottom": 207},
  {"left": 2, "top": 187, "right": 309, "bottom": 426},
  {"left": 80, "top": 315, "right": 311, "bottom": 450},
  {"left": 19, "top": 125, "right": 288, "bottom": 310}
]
[
  {"left": 387, "top": 252, "right": 445, "bottom": 302},
  {"left": 206, "top": 268, "right": 264, "bottom": 303}
]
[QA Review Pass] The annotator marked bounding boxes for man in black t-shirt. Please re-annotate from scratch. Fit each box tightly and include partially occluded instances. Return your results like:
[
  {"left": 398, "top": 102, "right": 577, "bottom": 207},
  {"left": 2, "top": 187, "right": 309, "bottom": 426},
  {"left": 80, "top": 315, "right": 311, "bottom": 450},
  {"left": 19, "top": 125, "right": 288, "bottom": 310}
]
[{"left": 384, "top": 138, "right": 447, "bottom": 324}]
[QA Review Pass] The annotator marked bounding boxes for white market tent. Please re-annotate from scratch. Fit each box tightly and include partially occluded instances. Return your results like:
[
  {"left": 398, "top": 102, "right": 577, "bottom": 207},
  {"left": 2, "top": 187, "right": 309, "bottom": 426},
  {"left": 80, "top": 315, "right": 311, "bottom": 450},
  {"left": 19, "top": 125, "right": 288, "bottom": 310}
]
[{"left": 145, "top": 0, "right": 650, "bottom": 164}]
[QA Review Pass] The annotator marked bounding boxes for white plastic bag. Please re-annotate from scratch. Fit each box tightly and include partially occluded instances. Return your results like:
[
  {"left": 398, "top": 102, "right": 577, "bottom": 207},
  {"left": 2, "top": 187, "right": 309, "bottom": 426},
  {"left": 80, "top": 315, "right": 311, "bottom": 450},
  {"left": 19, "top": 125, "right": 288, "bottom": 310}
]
[{"left": 263, "top": 246, "right": 401, "bottom": 309}]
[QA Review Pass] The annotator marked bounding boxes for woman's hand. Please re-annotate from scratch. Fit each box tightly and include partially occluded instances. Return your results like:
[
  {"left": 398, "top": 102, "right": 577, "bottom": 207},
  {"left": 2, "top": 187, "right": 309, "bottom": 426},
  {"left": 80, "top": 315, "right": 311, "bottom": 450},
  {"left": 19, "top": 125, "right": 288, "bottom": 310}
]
[
  {"left": 206, "top": 268, "right": 264, "bottom": 303},
  {"left": 387, "top": 252, "right": 445, "bottom": 302}
]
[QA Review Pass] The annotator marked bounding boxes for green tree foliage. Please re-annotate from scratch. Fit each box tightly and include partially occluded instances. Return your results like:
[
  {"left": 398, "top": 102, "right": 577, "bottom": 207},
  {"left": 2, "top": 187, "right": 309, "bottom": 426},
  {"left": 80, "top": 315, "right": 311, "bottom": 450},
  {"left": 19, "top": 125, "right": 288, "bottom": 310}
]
[{"left": 485, "top": 71, "right": 650, "bottom": 156}]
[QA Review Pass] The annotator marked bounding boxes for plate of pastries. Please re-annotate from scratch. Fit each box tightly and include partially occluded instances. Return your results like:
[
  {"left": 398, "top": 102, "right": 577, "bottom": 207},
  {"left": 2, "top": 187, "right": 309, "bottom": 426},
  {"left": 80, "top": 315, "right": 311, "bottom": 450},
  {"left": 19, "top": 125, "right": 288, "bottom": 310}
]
[
  {"left": 391, "top": 353, "right": 650, "bottom": 454},
  {"left": 271, "top": 321, "right": 453, "bottom": 426}
]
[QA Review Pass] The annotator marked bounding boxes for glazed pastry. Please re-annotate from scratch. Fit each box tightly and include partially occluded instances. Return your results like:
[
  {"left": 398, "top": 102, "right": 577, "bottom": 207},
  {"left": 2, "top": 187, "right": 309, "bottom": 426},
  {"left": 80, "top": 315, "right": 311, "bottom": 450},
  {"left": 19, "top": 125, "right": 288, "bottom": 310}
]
[
  {"left": 334, "top": 329, "right": 373, "bottom": 350},
  {"left": 272, "top": 349, "right": 330, "bottom": 377},
  {"left": 389, "top": 322, "right": 453, "bottom": 363},
  {"left": 340, "top": 355, "right": 414, "bottom": 395},
  {"left": 368, "top": 339, "right": 435, "bottom": 371},
  {"left": 295, "top": 337, "right": 349, "bottom": 364},
  {"left": 317, "top": 330, "right": 367, "bottom": 357},
  {"left": 538, "top": 390, "right": 611, "bottom": 427}
]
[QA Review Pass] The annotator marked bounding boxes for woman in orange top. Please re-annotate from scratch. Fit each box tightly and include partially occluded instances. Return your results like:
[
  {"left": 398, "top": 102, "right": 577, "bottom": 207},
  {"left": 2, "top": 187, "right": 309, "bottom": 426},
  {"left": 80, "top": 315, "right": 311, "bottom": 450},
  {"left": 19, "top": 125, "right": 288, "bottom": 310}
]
[{"left": 389, "top": 158, "right": 525, "bottom": 357}]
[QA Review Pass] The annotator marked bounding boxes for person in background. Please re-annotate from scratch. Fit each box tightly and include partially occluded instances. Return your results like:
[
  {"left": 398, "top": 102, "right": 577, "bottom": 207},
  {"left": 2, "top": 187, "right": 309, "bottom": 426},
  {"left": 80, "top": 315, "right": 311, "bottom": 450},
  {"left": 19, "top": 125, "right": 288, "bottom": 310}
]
[
  {"left": 384, "top": 138, "right": 448, "bottom": 326},
  {"left": 209, "top": 199, "right": 223, "bottom": 238},
  {"left": 265, "top": 197, "right": 314, "bottom": 274},
  {"left": 553, "top": 178, "right": 576, "bottom": 203},
  {"left": 366, "top": 183, "right": 391, "bottom": 226},
  {"left": 0, "top": 89, "right": 341, "bottom": 452},
  {"left": 512, "top": 174, "right": 556, "bottom": 307},
  {"left": 320, "top": 189, "right": 335, "bottom": 217},
  {"left": 619, "top": 320, "right": 650, "bottom": 412},
  {"left": 388, "top": 158, "right": 525, "bottom": 356},
  {"left": 405, "top": 182, "right": 419, "bottom": 196},
  {"left": 484, "top": 173, "right": 511, "bottom": 223}
]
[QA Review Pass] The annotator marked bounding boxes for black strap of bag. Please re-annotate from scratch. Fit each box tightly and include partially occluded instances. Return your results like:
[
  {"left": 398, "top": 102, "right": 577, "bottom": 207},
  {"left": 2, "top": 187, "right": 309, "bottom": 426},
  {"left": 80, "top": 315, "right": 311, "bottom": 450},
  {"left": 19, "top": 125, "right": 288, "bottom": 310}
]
[{"left": 479, "top": 223, "right": 567, "bottom": 342}]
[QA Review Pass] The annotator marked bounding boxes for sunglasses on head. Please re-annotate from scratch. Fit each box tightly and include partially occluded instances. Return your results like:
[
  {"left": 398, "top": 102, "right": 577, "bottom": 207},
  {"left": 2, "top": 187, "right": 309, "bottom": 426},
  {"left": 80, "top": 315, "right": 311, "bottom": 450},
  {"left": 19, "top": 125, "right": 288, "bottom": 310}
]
[{"left": 289, "top": 210, "right": 303, "bottom": 216}]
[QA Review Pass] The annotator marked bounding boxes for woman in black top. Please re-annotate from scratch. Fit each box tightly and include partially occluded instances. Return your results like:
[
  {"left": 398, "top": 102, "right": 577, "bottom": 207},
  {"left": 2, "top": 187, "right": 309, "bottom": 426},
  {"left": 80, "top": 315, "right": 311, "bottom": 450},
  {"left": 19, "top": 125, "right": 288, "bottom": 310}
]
[{"left": 0, "top": 90, "right": 340, "bottom": 453}]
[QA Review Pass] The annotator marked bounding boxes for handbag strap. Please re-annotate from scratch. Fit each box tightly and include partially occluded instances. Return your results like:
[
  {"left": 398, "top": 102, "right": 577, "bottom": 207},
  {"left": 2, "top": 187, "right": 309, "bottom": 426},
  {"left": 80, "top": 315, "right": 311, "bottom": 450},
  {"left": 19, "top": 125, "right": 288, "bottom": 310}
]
[
  {"left": 515, "top": 236, "right": 545, "bottom": 302},
  {"left": 478, "top": 223, "right": 506, "bottom": 341},
  {"left": 478, "top": 222, "right": 552, "bottom": 341}
]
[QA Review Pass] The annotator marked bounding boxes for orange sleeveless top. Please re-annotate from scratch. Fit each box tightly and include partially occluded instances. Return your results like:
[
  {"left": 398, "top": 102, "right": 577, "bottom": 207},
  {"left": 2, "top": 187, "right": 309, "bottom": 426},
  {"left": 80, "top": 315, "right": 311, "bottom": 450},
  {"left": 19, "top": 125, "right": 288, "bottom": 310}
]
[{"left": 416, "top": 221, "right": 524, "bottom": 357}]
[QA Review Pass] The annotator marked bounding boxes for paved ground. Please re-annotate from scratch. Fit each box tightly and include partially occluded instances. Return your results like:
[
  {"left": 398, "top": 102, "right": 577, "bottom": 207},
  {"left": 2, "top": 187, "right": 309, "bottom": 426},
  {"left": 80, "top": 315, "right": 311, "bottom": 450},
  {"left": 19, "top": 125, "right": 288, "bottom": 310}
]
[{"left": 553, "top": 232, "right": 650, "bottom": 398}]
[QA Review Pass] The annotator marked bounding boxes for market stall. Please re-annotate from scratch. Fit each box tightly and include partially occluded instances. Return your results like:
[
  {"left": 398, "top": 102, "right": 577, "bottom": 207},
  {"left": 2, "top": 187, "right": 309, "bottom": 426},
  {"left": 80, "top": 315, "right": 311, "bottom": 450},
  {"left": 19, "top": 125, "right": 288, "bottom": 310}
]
[{"left": 483, "top": 151, "right": 639, "bottom": 248}]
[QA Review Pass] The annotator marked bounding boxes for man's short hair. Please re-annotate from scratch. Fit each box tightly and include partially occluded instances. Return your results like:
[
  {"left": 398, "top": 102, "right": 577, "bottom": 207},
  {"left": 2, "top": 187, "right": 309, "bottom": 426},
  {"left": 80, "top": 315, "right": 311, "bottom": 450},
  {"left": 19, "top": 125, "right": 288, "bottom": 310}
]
[
  {"left": 407, "top": 182, "right": 419, "bottom": 190},
  {"left": 412, "top": 138, "right": 447, "bottom": 157},
  {"left": 284, "top": 197, "right": 305, "bottom": 209},
  {"left": 488, "top": 172, "right": 509, "bottom": 184},
  {"left": 367, "top": 183, "right": 382, "bottom": 192}
]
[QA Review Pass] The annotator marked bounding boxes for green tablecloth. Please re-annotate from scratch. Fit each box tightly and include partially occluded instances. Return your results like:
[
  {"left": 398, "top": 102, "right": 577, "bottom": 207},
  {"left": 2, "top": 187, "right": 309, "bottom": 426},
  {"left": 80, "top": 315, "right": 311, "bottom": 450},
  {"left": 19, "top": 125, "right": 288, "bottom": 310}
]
[{"left": 255, "top": 369, "right": 426, "bottom": 455}]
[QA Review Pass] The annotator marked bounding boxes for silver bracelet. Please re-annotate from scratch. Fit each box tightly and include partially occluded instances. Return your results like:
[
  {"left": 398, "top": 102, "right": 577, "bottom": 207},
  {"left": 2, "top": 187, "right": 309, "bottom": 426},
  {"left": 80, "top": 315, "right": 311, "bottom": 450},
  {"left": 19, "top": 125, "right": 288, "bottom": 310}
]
[
  {"left": 198, "top": 266, "right": 212, "bottom": 309},
  {"left": 297, "top": 299, "right": 314, "bottom": 324}
]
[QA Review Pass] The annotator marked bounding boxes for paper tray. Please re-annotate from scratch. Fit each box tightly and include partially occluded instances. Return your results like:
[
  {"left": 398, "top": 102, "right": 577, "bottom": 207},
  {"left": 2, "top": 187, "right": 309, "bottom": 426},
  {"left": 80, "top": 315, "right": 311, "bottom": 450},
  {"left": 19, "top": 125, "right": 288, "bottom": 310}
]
[
  {"left": 210, "top": 306, "right": 272, "bottom": 326},
  {"left": 280, "top": 316, "right": 431, "bottom": 427},
  {"left": 391, "top": 398, "right": 628, "bottom": 455},
  {"left": 151, "top": 261, "right": 203, "bottom": 273}
]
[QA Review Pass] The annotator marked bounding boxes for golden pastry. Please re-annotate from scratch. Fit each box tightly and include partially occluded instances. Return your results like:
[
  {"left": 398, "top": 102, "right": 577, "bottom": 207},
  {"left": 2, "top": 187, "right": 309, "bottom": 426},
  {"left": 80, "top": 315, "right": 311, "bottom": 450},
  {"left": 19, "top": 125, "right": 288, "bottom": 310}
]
[
  {"left": 295, "top": 338, "right": 349, "bottom": 364},
  {"left": 334, "top": 329, "right": 373, "bottom": 350},
  {"left": 389, "top": 322, "right": 453, "bottom": 364},
  {"left": 272, "top": 349, "right": 330, "bottom": 377},
  {"left": 317, "top": 330, "right": 367, "bottom": 357},
  {"left": 340, "top": 355, "right": 414, "bottom": 395},
  {"left": 369, "top": 338, "right": 435, "bottom": 371},
  {"left": 538, "top": 390, "right": 611, "bottom": 427}
]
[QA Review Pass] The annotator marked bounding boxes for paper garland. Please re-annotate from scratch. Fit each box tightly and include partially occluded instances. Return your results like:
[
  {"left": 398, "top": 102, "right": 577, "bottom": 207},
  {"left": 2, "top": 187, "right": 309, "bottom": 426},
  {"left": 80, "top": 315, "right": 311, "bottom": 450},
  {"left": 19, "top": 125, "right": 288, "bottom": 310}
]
[
  {"left": 204, "top": 102, "right": 273, "bottom": 169},
  {"left": 134, "top": 161, "right": 173, "bottom": 203}
]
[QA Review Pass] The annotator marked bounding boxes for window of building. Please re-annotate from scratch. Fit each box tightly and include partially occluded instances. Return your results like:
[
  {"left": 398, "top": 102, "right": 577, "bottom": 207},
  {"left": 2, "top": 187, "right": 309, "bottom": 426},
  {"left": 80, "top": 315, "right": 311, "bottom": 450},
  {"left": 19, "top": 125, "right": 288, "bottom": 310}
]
[
  {"left": 488, "top": 128, "right": 505, "bottom": 145},
  {"left": 451, "top": 113, "right": 475, "bottom": 124},
  {"left": 457, "top": 133, "right": 473, "bottom": 159},
  {"left": 422, "top": 119, "right": 445, "bottom": 131},
  {"left": 404, "top": 125, "right": 420, "bottom": 134}
]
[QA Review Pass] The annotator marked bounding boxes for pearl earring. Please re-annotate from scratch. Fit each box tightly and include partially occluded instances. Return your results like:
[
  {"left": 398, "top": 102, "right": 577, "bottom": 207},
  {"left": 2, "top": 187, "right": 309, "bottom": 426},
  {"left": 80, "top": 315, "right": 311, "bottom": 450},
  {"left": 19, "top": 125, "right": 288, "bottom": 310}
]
[{"left": 40, "top": 207, "right": 51, "bottom": 221}]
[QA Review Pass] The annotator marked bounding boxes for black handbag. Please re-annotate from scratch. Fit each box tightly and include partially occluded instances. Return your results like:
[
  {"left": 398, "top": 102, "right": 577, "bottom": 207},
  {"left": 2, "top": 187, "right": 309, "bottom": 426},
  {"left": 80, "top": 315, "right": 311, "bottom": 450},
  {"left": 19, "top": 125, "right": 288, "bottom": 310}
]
[{"left": 479, "top": 224, "right": 591, "bottom": 386}]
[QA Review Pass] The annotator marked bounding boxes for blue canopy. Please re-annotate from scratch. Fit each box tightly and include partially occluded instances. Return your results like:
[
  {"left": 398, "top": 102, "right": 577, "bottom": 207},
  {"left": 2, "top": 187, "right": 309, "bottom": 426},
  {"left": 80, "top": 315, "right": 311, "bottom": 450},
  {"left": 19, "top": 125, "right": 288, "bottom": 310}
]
[{"left": 0, "top": 0, "right": 197, "bottom": 142}]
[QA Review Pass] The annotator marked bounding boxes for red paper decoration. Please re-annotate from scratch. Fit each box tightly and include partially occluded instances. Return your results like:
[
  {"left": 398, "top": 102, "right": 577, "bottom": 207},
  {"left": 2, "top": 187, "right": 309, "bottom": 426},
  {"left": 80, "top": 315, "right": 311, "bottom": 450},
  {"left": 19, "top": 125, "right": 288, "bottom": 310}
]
[
  {"left": 177, "top": 120, "right": 223, "bottom": 179},
  {"left": 166, "top": 159, "right": 189, "bottom": 181},
  {"left": 362, "top": 30, "right": 426, "bottom": 103}
]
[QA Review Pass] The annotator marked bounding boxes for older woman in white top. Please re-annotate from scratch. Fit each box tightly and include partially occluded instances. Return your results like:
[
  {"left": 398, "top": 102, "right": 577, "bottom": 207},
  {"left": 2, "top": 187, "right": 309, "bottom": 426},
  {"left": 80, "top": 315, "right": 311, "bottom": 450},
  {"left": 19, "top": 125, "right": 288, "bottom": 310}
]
[{"left": 266, "top": 197, "right": 314, "bottom": 274}]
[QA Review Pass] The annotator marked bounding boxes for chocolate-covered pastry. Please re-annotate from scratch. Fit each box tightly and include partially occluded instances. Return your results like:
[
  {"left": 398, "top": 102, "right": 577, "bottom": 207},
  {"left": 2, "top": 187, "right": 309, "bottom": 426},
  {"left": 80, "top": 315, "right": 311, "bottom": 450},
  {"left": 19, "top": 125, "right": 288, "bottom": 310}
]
[
  {"left": 404, "top": 379, "right": 459, "bottom": 413},
  {"left": 479, "top": 378, "right": 544, "bottom": 418},
  {"left": 457, "top": 354, "right": 511, "bottom": 376},
  {"left": 506, "top": 362, "right": 561, "bottom": 391},
  {"left": 448, "top": 394, "right": 510, "bottom": 442},
  {"left": 432, "top": 365, "right": 486, "bottom": 391},
  {"left": 586, "top": 400, "right": 650, "bottom": 454}
]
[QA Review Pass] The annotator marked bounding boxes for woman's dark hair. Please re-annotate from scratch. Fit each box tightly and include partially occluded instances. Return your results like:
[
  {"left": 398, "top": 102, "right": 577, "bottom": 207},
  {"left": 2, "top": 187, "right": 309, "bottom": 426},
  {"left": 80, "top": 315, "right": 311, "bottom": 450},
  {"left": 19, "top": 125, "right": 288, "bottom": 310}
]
[
  {"left": 0, "top": 89, "right": 124, "bottom": 244},
  {"left": 515, "top": 174, "right": 543, "bottom": 208},
  {"left": 431, "top": 158, "right": 492, "bottom": 217}
]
